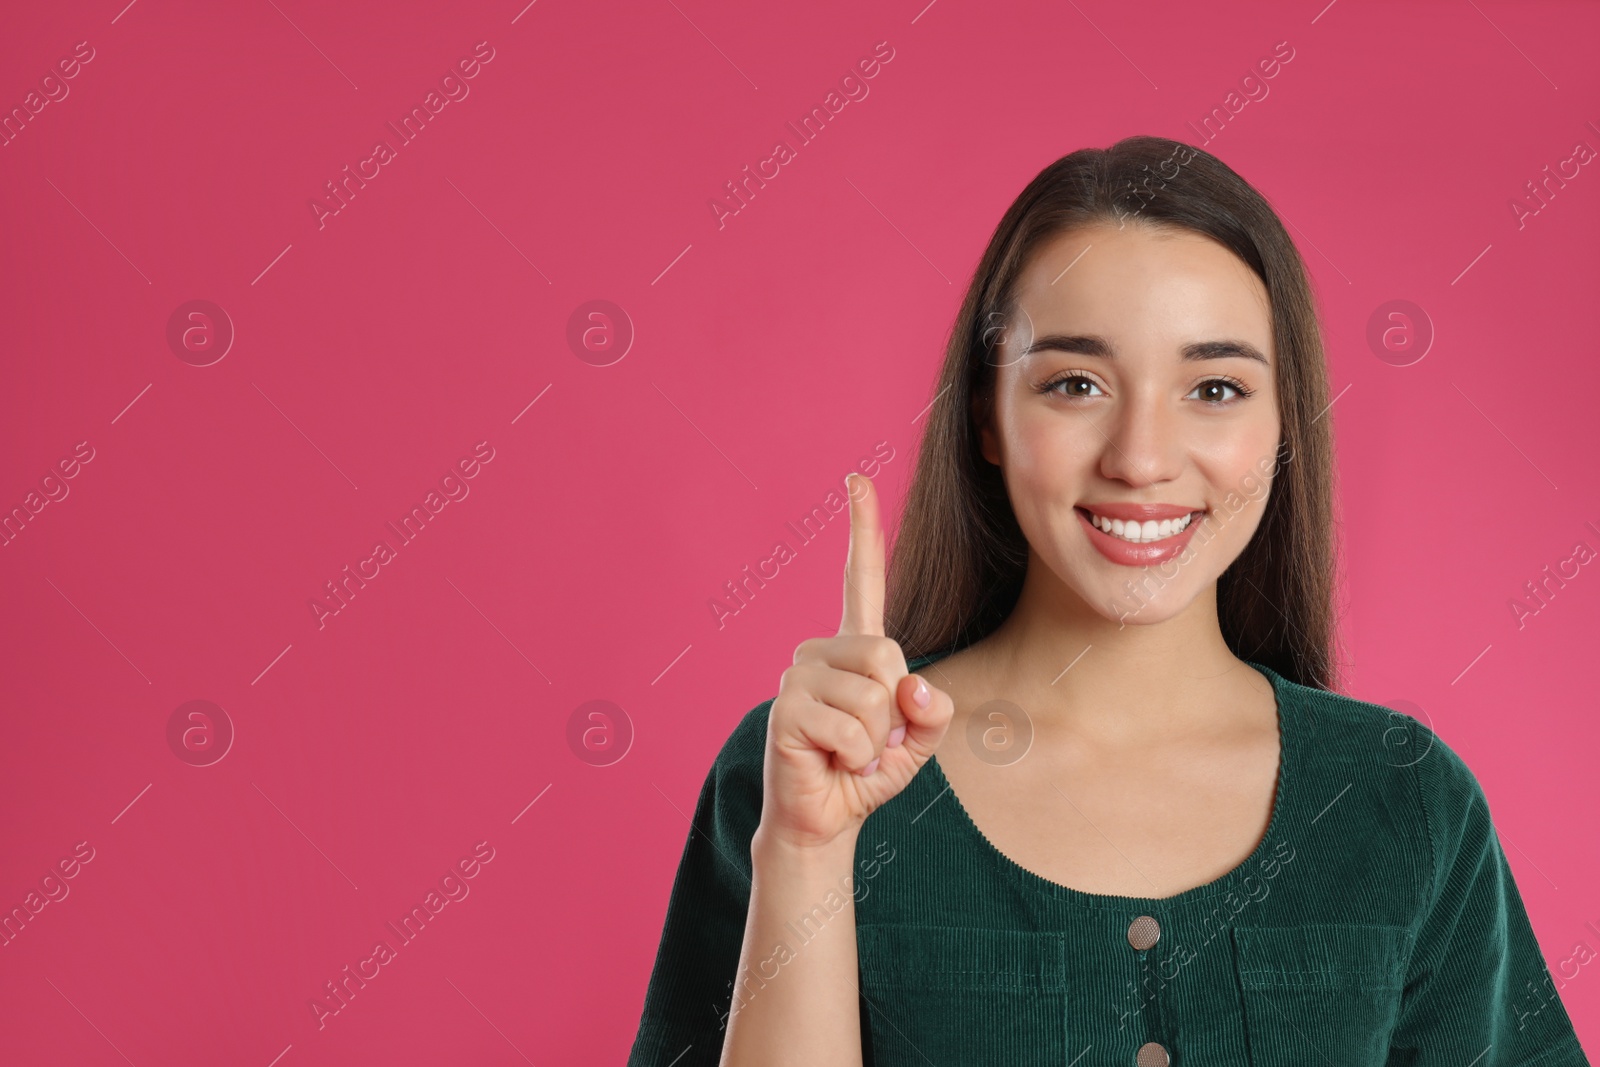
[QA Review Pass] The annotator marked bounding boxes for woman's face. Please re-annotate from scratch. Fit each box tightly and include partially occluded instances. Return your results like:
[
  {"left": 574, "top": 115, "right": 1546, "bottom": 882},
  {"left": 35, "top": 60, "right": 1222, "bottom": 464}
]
[{"left": 979, "top": 221, "right": 1283, "bottom": 625}]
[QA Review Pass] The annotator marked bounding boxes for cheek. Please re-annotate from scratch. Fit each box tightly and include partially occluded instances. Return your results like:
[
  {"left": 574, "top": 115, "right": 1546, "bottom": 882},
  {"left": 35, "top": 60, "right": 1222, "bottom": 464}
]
[
  {"left": 1001, "top": 407, "right": 1083, "bottom": 489},
  {"left": 1196, "top": 424, "right": 1281, "bottom": 505},
  {"left": 999, "top": 412, "right": 1094, "bottom": 550}
]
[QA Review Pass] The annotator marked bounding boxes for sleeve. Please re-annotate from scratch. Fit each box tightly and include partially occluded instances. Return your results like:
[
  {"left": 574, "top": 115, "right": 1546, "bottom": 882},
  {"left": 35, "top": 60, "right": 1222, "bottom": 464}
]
[
  {"left": 626, "top": 700, "right": 769, "bottom": 1066},
  {"left": 1385, "top": 722, "right": 1591, "bottom": 1066}
]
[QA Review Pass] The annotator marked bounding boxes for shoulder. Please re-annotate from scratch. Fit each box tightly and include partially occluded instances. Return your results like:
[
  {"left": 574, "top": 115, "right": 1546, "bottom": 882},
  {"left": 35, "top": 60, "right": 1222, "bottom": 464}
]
[
  {"left": 1275, "top": 672, "right": 1492, "bottom": 897},
  {"left": 1272, "top": 672, "right": 1421, "bottom": 790},
  {"left": 1386, "top": 710, "right": 1499, "bottom": 894},
  {"left": 1286, "top": 676, "right": 1487, "bottom": 809}
]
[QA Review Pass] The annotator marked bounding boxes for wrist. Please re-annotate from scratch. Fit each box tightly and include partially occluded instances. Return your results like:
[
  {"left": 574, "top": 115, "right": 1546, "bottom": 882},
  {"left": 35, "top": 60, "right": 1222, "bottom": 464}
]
[{"left": 751, "top": 822, "right": 860, "bottom": 873}]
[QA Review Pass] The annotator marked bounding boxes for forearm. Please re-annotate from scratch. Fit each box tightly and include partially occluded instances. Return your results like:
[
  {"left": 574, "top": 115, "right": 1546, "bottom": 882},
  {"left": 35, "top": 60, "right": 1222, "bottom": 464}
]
[{"left": 718, "top": 826, "right": 864, "bottom": 1067}]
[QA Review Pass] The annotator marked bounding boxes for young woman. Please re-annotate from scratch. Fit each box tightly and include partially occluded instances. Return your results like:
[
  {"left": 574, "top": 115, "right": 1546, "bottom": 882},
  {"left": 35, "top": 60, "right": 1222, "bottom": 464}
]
[{"left": 627, "top": 137, "right": 1590, "bottom": 1066}]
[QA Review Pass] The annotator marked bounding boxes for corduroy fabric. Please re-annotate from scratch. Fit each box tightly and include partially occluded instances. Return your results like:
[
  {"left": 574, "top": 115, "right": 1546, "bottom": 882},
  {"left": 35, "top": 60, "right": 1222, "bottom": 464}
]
[{"left": 627, "top": 652, "right": 1590, "bottom": 1066}]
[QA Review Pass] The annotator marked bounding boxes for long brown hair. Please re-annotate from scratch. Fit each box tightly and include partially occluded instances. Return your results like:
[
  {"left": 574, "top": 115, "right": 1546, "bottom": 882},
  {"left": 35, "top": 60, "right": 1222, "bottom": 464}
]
[{"left": 883, "top": 135, "right": 1342, "bottom": 692}]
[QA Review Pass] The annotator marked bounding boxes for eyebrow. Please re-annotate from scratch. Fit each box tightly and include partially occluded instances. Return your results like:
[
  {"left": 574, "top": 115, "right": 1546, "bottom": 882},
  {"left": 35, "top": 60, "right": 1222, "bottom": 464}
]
[{"left": 1020, "top": 333, "right": 1270, "bottom": 365}]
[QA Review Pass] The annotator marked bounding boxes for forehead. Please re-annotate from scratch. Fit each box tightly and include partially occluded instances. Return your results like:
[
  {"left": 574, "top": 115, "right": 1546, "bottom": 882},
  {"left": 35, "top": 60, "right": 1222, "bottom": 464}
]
[{"left": 1011, "top": 222, "right": 1273, "bottom": 351}]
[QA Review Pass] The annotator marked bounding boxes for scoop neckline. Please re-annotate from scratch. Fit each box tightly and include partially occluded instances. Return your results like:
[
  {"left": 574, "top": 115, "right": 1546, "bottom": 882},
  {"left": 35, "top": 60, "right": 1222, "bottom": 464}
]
[{"left": 907, "top": 649, "right": 1294, "bottom": 911}]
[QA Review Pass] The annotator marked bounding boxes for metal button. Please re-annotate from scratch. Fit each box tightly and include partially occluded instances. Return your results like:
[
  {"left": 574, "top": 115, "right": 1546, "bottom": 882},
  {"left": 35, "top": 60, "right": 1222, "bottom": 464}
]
[
  {"left": 1136, "top": 1041, "right": 1170, "bottom": 1067},
  {"left": 1127, "top": 914, "right": 1161, "bottom": 951}
]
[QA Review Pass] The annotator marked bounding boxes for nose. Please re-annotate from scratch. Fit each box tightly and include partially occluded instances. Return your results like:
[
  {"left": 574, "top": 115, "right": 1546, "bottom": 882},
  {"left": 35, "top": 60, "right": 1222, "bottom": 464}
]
[{"left": 1095, "top": 390, "right": 1185, "bottom": 488}]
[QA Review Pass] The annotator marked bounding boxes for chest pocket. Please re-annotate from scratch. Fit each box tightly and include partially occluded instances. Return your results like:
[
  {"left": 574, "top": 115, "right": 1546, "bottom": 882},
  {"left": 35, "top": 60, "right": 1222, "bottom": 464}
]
[
  {"left": 1232, "top": 923, "right": 1412, "bottom": 1067},
  {"left": 857, "top": 924, "right": 1067, "bottom": 1066}
]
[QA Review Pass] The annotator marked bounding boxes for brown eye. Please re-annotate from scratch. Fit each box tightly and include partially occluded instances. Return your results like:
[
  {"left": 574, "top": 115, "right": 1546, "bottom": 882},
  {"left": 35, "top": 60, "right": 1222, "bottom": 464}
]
[
  {"left": 1188, "top": 377, "right": 1253, "bottom": 404},
  {"left": 1042, "top": 374, "right": 1103, "bottom": 398}
]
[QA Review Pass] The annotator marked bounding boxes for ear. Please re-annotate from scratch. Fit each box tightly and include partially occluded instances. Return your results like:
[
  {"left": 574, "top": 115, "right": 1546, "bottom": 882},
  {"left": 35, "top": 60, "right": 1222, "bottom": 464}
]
[{"left": 972, "top": 388, "right": 1001, "bottom": 466}]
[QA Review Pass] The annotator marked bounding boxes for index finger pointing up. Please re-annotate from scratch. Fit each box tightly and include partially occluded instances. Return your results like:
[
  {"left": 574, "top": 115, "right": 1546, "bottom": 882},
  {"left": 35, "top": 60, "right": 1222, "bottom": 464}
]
[{"left": 838, "top": 473, "right": 887, "bottom": 638}]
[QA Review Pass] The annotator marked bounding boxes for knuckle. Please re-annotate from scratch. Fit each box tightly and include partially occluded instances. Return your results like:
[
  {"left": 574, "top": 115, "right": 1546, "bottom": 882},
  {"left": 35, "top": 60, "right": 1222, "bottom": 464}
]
[
  {"left": 770, "top": 689, "right": 798, "bottom": 724},
  {"left": 868, "top": 638, "right": 905, "bottom": 677},
  {"left": 840, "top": 714, "right": 874, "bottom": 765},
  {"left": 862, "top": 678, "right": 893, "bottom": 721},
  {"left": 774, "top": 667, "right": 818, "bottom": 714},
  {"left": 777, "top": 665, "right": 801, "bottom": 696}
]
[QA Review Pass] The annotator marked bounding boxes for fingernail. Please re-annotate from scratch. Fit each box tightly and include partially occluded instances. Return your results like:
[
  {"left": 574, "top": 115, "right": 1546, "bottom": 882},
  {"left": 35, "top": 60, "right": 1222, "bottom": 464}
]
[
  {"left": 912, "top": 677, "right": 930, "bottom": 708},
  {"left": 887, "top": 725, "right": 906, "bottom": 748},
  {"left": 861, "top": 757, "right": 881, "bottom": 776}
]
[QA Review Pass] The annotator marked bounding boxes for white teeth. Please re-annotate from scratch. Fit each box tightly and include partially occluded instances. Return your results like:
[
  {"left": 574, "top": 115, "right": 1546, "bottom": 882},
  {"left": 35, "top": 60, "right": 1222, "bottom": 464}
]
[{"left": 1087, "top": 510, "right": 1198, "bottom": 543}]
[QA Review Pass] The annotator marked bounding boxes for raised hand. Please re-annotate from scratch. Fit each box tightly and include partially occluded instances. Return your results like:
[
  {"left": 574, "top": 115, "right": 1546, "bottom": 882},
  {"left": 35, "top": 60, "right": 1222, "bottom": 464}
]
[{"left": 759, "top": 473, "right": 956, "bottom": 851}]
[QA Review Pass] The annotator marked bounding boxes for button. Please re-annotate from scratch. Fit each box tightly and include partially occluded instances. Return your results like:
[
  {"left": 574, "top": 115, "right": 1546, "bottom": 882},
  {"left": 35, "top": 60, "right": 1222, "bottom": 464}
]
[
  {"left": 1136, "top": 1041, "right": 1170, "bottom": 1067},
  {"left": 1127, "top": 915, "right": 1160, "bottom": 950}
]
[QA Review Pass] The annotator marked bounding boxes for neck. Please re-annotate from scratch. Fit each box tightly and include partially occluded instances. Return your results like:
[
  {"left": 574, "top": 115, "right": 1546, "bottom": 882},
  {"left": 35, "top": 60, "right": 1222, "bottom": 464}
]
[{"left": 957, "top": 552, "right": 1257, "bottom": 740}]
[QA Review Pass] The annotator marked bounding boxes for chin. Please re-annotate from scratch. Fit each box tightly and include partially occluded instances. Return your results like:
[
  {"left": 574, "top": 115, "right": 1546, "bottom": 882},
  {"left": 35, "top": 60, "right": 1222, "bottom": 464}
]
[{"left": 1099, "top": 594, "right": 1192, "bottom": 627}]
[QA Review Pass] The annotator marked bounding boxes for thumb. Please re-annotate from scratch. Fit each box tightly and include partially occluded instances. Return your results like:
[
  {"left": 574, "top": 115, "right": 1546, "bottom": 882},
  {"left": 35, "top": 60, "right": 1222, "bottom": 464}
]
[{"left": 893, "top": 672, "right": 954, "bottom": 755}]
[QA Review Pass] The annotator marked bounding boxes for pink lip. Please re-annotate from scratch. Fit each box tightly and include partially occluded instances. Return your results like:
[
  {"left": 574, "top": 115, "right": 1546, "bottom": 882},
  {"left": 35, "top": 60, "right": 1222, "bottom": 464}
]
[{"left": 1075, "top": 505, "right": 1206, "bottom": 566}]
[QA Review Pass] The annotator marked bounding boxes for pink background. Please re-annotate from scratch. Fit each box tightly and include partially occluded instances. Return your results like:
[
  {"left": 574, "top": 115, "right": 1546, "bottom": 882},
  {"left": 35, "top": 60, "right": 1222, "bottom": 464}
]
[{"left": 2, "top": 0, "right": 1597, "bottom": 1062}]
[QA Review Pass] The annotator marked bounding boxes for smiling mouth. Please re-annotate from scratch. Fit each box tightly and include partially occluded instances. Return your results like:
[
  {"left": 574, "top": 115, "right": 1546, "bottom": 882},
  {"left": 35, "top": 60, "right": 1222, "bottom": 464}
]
[{"left": 1075, "top": 506, "right": 1207, "bottom": 544}]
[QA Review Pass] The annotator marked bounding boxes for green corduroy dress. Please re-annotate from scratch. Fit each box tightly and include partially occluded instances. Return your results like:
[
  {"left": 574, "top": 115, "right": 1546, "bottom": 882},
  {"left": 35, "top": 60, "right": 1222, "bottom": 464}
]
[{"left": 628, "top": 651, "right": 1590, "bottom": 1066}]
